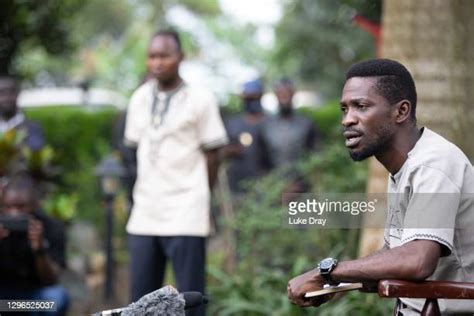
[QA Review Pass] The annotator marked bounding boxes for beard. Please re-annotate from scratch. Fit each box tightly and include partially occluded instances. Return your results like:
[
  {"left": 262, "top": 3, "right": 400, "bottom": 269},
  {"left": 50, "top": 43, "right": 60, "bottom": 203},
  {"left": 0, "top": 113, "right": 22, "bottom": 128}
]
[
  {"left": 279, "top": 105, "right": 293, "bottom": 116},
  {"left": 348, "top": 124, "right": 394, "bottom": 161}
]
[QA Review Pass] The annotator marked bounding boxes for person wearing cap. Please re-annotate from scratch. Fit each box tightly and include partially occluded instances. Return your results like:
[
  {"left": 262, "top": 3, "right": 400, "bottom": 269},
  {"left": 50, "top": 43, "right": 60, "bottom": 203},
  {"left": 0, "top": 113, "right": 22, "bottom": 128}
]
[{"left": 222, "top": 79, "right": 269, "bottom": 194}]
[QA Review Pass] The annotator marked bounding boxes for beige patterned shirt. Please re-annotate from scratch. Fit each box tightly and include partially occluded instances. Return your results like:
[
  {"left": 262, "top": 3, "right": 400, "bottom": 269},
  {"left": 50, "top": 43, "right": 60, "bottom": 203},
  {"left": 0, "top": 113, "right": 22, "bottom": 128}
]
[{"left": 385, "top": 128, "right": 474, "bottom": 315}]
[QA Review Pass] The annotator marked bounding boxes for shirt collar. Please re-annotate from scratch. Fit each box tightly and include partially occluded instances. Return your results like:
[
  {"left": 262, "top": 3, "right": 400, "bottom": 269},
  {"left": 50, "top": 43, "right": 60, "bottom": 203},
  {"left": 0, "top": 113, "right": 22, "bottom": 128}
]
[{"left": 390, "top": 127, "right": 428, "bottom": 181}]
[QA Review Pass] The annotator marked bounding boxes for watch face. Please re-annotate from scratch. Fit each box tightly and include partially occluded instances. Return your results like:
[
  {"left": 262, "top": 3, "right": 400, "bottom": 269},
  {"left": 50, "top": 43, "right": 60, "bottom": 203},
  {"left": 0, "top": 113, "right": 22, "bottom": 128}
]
[{"left": 319, "top": 258, "right": 334, "bottom": 271}]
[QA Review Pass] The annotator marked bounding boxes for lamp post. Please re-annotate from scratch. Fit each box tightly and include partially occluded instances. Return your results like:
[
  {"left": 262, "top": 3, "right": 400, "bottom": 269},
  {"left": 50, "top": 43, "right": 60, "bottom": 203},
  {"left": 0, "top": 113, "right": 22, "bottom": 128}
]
[{"left": 95, "top": 154, "right": 125, "bottom": 302}]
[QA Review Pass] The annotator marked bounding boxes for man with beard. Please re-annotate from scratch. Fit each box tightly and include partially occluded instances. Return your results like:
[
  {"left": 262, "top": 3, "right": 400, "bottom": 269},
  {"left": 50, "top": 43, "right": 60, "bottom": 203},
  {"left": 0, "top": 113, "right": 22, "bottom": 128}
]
[
  {"left": 287, "top": 59, "right": 474, "bottom": 315},
  {"left": 124, "top": 30, "right": 228, "bottom": 316}
]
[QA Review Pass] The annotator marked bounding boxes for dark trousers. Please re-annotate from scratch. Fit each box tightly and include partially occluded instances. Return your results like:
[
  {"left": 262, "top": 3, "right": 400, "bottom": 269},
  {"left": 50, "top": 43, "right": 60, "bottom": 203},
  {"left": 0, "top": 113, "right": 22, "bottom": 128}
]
[{"left": 128, "top": 234, "right": 206, "bottom": 316}]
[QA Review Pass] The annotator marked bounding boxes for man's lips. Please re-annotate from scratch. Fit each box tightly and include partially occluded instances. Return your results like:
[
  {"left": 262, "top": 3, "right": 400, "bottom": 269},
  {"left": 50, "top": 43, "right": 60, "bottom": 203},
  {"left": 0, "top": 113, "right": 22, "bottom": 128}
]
[{"left": 343, "top": 131, "right": 363, "bottom": 148}]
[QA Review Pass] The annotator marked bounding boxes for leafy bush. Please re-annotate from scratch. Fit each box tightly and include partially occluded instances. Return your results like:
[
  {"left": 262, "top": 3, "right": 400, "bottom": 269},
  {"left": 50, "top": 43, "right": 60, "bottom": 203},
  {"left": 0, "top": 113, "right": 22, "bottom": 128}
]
[
  {"left": 298, "top": 101, "right": 341, "bottom": 141},
  {"left": 25, "top": 106, "right": 119, "bottom": 223}
]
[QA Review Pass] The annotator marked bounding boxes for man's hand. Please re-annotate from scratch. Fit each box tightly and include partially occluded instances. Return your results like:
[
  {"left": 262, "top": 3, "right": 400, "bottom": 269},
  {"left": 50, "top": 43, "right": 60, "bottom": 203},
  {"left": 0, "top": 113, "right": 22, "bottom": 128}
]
[
  {"left": 28, "top": 219, "right": 44, "bottom": 252},
  {"left": 287, "top": 269, "right": 335, "bottom": 307}
]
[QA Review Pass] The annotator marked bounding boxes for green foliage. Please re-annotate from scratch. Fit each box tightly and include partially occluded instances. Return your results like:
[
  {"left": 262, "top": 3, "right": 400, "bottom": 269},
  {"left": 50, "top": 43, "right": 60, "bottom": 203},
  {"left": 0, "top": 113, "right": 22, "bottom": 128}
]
[
  {"left": 0, "top": 128, "right": 55, "bottom": 179},
  {"left": 9, "top": 0, "right": 221, "bottom": 90},
  {"left": 208, "top": 257, "right": 393, "bottom": 316},
  {"left": 22, "top": 145, "right": 55, "bottom": 176},
  {"left": 43, "top": 193, "right": 78, "bottom": 222},
  {"left": 0, "top": 129, "right": 25, "bottom": 175},
  {"left": 72, "top": 0, "right": 133, "bottom": 41},
  {"left": 220, "top": 94, "right": 243, "bottom": 117},
  {"left": 171, "top": 0, "right": 221, "bottom": 16},
  {"left": 272, "top": 0, "right": 381, "bottom": 99},
  {"left": 206, "top": 18, "right": 269, "bottom": 73},
  {"left": 0, "top": 0, "right": 84, "bottom": 74},
  {"left": 299, "top": 101, "right": 342, "bottom": 140},
  {"left": 25, "top": 106, "right": 119, "bottom": 223}
]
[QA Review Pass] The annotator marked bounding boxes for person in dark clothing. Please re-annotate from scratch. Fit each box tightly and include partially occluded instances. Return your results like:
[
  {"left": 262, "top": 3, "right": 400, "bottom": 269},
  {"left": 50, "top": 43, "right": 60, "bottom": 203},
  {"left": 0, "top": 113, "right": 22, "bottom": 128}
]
[
  {"left": 222, "top": 79, "right": 268, "bottom": 193},
  {"left": 0, "top": 175, "right": 69, "bottom": 315},
  {"left": 0, "top": 76, "right": 45, "bottom": 152},
  {"left": 0, "top": 76, "right": 47, "bottom": 201},
  {"left": 260, "top": 78, "right": 319, "bottom": 169},
  {"left": 259, "top": 78, "right": 320, "bottom": 193}
]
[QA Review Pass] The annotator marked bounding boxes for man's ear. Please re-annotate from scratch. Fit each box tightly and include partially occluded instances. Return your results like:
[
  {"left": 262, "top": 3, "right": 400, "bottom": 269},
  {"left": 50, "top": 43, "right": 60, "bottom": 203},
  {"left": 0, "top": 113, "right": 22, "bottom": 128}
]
[{"left": 394, "top": 100, "right": 411, "bottom": 124}]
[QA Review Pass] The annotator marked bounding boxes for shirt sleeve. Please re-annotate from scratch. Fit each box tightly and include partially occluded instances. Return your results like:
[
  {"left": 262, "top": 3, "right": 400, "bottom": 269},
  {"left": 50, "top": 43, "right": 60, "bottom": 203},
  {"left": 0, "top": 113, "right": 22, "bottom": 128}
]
[
  {"left": 197, "top": 92, "right": 229, "bottom": 151},
  {"left": 401, "top": 165, "right": 460, "bottom": 256},
  {"left": 124, "top": 87, "right": 150, "bottom": 148}
]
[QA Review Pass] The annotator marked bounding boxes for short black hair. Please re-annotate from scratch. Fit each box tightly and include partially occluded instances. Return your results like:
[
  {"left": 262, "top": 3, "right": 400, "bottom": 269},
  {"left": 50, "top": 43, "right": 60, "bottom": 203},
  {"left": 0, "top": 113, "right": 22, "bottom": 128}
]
[
  {"left": 3, "top": 174, "right": 37, "bottom": 203},
  {"left": 151, "top": 29, "right": 182, "bottom": 53},
  {"left": 346, "top": 59, "right": 417, "bottom": 121}
]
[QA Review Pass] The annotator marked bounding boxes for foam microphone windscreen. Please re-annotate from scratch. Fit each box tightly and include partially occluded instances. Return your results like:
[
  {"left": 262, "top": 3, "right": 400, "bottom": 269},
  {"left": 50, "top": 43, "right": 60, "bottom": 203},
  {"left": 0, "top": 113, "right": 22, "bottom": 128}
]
[{"left": 121, "top": 285, "right": 185, "bottom": 316}]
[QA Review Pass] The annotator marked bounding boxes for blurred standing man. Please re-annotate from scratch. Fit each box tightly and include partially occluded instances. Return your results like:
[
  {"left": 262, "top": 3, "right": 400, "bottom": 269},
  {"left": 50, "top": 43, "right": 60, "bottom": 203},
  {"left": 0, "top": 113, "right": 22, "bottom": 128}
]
[
  {"left": 259, "top": 78, "right": 319, "bottom": 192},
  {"left": 0, "top": 76, "right": 45, "bottom": 151},
  {"left": 124, "top": 30, "right": 228, "bottom": 315},
  {"left": 0, "top": 76, "right": 46, "bottom": 194},
  {"left": 223, "top": 79, "right": 267, "bottom": 193},
  {"left": 260, "top": 78, "right": 319, "bottom": 168}
]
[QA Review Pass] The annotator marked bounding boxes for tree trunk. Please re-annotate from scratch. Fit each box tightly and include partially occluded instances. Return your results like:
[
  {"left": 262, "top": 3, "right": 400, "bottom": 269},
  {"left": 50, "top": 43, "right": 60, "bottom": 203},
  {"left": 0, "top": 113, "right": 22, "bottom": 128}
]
[
  {"left": 382, "top": 0, "right": 474, "bottom": 159},
  {"left": 360, "top": 0, "right": 474, "bottom": 257}
]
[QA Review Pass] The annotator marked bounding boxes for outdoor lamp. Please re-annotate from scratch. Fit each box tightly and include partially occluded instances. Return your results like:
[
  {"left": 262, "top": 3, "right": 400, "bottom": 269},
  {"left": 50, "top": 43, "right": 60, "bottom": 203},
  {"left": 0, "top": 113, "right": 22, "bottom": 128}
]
[
  {"left": 95, "top": 154, "right": 125, "bottom": 197},
  {"left": 95, "top": 153, "right": 125, "bottom": 301}
]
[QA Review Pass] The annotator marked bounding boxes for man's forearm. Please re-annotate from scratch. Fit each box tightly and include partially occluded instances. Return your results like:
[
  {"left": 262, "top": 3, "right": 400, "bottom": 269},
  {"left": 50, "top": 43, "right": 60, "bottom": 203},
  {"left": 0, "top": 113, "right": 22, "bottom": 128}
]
[
  {"left": 331, "top": 240, "right": 441, "bottom": 283},
  {"left": 205, "top": 149, "right": 220, "bottom": 189}
]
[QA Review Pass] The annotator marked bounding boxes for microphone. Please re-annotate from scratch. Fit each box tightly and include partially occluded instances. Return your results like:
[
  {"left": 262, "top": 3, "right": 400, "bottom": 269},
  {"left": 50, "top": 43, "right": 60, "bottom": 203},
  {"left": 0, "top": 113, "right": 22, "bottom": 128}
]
[
  {"left": 95, "top": 285, "right": 208, "bottom": 316},
  {"left": 182, "top": 291, "right": 209, "bottom": 310}
]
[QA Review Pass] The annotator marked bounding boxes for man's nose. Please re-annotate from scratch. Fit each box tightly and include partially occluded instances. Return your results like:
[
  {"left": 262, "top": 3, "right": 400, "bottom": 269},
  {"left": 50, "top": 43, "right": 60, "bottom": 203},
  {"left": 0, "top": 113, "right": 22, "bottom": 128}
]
[
  {"left": 341, "top": 108, "right": 358, "bottom": 127},
  {"left": 152, "top": 57, "right": 164, "bottom": 67}
]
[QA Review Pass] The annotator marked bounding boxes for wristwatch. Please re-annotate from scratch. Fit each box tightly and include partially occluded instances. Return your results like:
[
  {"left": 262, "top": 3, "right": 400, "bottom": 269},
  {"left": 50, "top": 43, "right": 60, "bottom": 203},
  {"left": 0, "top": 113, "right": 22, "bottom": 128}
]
[{"left": 318, "top": 257, "right": 339, "bottom": 285}]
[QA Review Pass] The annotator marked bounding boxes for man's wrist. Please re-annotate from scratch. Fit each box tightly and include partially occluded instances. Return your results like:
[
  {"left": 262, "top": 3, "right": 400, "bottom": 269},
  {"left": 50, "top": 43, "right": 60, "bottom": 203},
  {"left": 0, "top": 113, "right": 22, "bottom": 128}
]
[{"left": 318, "top": 257, "right": 339, "bottom": 285}]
